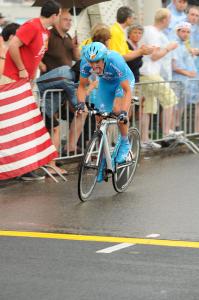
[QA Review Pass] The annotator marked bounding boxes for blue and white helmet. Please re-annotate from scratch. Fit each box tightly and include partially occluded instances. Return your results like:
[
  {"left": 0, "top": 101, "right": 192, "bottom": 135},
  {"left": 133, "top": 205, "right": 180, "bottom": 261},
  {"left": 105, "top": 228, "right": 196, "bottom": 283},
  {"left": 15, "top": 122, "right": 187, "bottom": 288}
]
[{"left": 84, "top": 42, "right": 108, "bottom": 62}]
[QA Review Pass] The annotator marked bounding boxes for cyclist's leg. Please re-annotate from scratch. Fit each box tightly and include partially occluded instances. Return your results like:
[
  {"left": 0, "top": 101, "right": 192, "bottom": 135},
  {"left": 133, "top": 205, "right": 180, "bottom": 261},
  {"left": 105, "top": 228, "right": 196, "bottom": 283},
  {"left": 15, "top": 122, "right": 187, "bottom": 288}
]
[
  {"left": 113, "top": 98, "right": 130, "bottom": 164},
  {"left": 93, "top": 81, "right": 116, "bottom": 181},
  {"left": 112, "top": 84, "right": 132, "bottom": 164}
]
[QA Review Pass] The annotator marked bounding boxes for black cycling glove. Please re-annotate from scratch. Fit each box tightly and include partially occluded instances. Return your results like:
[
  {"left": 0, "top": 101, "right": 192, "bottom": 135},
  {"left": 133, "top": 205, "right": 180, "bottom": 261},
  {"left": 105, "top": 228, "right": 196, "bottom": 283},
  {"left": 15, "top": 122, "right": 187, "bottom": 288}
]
[
  {"left": 75, "top": 102, "right": 85, "bottom": 112},
  {"left": 117, "top": 110, "right": 128, "bottom": 124}
]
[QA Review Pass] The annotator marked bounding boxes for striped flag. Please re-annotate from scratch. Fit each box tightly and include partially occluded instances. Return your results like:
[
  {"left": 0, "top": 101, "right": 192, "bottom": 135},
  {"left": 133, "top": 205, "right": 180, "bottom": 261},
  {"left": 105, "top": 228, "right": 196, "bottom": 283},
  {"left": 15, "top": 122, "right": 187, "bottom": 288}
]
[{"left": 0, "top": 79, "right": 58, "bottom": 180}]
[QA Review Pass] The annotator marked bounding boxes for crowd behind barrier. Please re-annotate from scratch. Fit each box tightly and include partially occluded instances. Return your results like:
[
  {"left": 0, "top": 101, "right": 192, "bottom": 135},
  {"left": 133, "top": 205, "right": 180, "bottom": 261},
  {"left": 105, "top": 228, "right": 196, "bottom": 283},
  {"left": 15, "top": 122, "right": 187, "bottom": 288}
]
[
  {"left": 38, "top": 79, "right": 199, "bottom": 160},
  {"left": 2, "top": 1, "right": 199, "bottom": 182}
]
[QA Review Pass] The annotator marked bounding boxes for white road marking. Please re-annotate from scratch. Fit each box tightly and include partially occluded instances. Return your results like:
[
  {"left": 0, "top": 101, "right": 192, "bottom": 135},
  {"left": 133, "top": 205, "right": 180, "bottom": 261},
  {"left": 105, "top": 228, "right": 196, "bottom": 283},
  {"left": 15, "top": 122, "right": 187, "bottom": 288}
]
[
  {"left": 96, "top": 234, "right": 160, "bottom": 254},
  {"left": 96, "top": 243, "right": 135, "bottom": 254},
  {"left": 146, "top": 234, "right": 160, "bottom": 238}
]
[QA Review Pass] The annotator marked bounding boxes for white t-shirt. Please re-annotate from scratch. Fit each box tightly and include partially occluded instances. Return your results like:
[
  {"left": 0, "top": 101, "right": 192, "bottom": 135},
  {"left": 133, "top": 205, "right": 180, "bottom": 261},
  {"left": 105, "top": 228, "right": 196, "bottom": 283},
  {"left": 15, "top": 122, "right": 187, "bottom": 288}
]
[{"left": 140, "top": 25, "right": 172, "bottom": 79}]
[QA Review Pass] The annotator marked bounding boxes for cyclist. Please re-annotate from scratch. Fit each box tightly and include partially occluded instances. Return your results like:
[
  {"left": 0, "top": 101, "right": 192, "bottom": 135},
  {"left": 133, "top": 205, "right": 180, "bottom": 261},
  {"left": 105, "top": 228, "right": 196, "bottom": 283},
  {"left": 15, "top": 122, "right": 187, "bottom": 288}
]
[{"left": 76, "top": 42, "right": 135, "bottom": 174}]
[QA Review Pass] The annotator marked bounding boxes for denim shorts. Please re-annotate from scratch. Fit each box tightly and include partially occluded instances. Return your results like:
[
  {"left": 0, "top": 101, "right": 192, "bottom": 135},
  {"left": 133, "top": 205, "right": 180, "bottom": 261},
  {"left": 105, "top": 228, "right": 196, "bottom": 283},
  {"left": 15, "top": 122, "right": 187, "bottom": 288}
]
[{"left": 37, "top": 66, "right": 77, "bottom": 117}]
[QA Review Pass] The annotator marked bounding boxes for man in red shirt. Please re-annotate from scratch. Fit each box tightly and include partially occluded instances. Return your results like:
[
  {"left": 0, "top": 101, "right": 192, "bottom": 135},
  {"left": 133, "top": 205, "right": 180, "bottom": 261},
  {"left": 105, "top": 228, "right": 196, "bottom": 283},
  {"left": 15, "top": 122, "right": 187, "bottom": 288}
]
[
  {"left": 3, "top": 0, "right": 61, "bottom": 82},
  {"left": 2, "top": 0, "right": 61, "bottom": 181}
]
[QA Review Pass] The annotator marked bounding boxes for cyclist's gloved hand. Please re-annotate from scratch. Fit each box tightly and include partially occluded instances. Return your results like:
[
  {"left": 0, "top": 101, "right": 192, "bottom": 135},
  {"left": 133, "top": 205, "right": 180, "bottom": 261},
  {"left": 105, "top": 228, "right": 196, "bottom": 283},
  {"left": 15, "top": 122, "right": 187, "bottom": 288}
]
[
  {"left": 75, "top": 102, "right": 85, "bottom": 113},
  {"left": 117, "top": 110, "right": 128, "bottom": 124}
]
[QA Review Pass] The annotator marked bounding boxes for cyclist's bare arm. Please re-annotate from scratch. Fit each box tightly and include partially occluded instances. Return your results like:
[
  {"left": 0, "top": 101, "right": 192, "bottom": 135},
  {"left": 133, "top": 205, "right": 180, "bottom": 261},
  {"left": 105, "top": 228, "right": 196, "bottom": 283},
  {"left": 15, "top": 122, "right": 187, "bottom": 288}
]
[
  {"left": 77, "top": 76, "right": 90, "bottom": 103},
  {"left": 113, "top": 80, "right": 132, "bottom": 114}
]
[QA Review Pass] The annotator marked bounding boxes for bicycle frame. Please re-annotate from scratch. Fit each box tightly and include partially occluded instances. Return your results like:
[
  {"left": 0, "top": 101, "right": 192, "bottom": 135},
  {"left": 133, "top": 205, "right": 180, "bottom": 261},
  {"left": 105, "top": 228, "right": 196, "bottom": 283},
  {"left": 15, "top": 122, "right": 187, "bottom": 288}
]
[
  {"left": 97, "top": 118, "right": 121, "bottom": 172},
  {"left": 78, "top": 100, "right": 141, "bottom": 201}
]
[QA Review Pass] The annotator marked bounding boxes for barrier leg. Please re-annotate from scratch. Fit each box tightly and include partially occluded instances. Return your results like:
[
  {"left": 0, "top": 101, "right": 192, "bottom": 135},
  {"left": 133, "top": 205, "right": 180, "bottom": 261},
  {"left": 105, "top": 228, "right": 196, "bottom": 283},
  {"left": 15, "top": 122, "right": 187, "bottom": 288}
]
[{"left": 40, "top": 165, "right": 67, "bottom": 182}]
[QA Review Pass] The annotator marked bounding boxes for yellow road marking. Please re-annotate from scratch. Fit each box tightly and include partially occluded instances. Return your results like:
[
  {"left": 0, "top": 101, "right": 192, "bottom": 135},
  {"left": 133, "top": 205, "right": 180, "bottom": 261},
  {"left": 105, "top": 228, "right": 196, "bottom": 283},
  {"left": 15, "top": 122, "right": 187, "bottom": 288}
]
[{"left": 0, "top": 230, "right": 199, "bottom": 249}]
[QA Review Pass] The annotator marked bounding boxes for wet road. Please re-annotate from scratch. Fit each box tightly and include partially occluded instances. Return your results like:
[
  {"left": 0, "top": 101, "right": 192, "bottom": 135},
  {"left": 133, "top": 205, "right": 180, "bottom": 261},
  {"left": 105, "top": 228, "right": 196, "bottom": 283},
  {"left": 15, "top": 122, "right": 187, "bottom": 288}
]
[
  {"left": 0, "top": 152, "right": 199, "bottom": 299},
  {"left": 0, "top": 153, "right": 199, "bottom": 240}
]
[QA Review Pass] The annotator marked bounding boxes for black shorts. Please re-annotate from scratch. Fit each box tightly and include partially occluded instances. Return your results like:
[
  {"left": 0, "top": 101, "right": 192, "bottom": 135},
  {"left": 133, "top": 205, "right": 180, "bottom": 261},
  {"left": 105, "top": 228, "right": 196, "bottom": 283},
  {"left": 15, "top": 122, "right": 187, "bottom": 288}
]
[{"left": 44, "top": 114, "right": 59, "bottom": 130}]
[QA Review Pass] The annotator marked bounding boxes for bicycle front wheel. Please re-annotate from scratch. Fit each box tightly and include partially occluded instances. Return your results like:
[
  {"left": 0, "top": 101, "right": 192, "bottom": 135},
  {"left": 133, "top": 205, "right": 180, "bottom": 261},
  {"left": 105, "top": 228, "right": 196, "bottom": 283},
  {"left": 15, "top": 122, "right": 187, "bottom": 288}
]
[
  {"left": 78, "top": 132, "right": 102, "bottom": 201},
  {"left": 112, "top": 127, "right": 140, "bottom": 193}
]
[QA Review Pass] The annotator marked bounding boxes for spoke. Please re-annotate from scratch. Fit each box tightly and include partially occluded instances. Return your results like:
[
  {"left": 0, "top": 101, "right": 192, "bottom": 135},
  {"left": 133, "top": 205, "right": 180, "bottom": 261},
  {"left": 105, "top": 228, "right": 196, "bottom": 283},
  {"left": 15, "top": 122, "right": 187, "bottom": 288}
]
[
  {"left": 117, "top": 166, "right": 126, "bottom": 181},
  {"left": 85, "top": 143, "right": 97, "bottom": 164},
  {"left": 126, "top": 165, "right": 130, "bottom": 179}
]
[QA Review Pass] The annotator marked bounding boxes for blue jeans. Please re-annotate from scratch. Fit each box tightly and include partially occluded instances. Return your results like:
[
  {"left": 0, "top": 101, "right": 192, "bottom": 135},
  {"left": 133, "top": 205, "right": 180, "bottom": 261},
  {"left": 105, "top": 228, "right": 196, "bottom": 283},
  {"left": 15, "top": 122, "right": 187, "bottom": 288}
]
[{"left": 37, "top": 66, "right": 77, "bottom": 117}]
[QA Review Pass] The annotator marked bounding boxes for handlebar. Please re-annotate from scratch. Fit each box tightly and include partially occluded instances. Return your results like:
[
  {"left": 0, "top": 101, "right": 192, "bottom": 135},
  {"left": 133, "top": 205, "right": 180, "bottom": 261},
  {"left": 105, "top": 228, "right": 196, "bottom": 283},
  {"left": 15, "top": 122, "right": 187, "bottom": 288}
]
[
  {"left": 86, "top": 105, "right": 129, "bottom": 124},
  {"left": 76, "top": 96, "right": 140, "bottom": 119},
  {"left": 86, "top": 104, "right": 117, "bottom": 119}
]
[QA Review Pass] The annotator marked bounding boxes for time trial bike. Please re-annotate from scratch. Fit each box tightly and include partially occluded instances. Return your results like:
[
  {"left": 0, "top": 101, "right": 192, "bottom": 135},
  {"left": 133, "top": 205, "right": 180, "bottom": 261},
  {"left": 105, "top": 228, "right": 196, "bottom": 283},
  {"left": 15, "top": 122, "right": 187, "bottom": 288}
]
[{"left": 78, "top": 102, "right": 140, "bottom": 201}]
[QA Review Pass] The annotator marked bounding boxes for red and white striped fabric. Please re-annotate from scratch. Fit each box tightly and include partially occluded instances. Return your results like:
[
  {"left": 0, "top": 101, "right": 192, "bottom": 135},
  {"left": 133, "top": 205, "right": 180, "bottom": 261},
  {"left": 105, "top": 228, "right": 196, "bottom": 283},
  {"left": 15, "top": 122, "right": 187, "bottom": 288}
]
[{"left": 0, "top": 79, "right": 58, "bottom": 180}]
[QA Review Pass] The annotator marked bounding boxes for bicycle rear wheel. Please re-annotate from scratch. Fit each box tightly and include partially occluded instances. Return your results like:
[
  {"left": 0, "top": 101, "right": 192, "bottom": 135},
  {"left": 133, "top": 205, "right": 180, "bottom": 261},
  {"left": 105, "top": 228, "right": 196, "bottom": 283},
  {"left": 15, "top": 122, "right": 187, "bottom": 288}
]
[
  {"left": 78, "top": 132, "right": 102, "bottom": 201},
  {"left": 112, "top": 127, "right": 140, "bottom": 193}
]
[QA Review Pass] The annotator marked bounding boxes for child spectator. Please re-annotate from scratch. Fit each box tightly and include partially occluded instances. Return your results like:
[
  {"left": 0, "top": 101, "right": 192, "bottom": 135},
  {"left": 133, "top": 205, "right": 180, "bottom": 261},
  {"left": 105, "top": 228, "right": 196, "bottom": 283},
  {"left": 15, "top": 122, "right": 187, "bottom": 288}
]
[{"left": 0, "top": 23, "right": 20, "bottom": 80}]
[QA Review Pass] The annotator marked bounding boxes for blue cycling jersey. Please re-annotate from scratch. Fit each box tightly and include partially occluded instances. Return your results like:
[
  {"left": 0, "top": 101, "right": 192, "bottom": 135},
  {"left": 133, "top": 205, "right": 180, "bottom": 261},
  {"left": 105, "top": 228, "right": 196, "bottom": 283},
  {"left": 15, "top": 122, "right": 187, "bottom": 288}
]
[
  {"left": 80, "top": 50, "right": 135, "bottom": 112},
  {"left": 80, "top": 50, "right": 134, "bottom": 83}
]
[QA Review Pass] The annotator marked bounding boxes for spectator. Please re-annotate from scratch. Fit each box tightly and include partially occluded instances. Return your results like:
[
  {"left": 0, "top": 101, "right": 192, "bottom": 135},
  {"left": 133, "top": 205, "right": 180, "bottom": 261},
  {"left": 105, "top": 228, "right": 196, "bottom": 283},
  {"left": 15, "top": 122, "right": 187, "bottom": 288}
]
[
  {"left": 109, "top": 6, "right": 153, "bottom": 62},
  {"left": 172, "top": 21, "right": 199, "bottom": 132},
  {"left": 0, "top": 23, "right": 20, "bottom": 77},
  {"left": 3, "top": 0, "right": 60, "bottom": 83},
  {"left": 37, "top": 8, "right": 87, "bottom": 161},
  {"left": 126, "top": 24, "right": 144, "bottom": 83},
  {"left": 139, "top": 8, "right": 178, "bottom": 149},
  {"left": 165, "top": 0, "right": 188, "bottom": 40},
  {"left": 1, "top": 0, "right": 61, "bottom": 181},
  {"left": 80, "top": 22, "right": 110, "bottom": 48},
  {"left": 186, "top": 6, "right": 199, "bottom": 72},
  {"left": 1, "top": 22, "right": 20, "bottom": 42},
  {"left": 92, "top": 27, "right": 111, "bottom": 47},
  {"left": 126, "top": 24, "right": 145, "bottom": 126}
]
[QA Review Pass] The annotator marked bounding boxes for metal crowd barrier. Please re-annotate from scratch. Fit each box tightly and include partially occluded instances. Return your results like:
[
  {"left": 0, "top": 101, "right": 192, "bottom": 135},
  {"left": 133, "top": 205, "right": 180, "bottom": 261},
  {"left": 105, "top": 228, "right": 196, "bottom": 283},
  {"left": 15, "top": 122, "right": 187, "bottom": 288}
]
[{"left": 37, "top": 79, "right": 199, "bottom": 160}]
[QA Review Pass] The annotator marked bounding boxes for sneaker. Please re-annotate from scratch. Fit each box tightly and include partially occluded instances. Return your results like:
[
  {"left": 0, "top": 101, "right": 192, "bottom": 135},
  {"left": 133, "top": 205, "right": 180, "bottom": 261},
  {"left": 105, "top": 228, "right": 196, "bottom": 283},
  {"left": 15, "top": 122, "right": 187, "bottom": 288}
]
[
  {"left": 170, "top": 129, "right": 184, "bottom": 135},
  {"left": 141, "top": 141, "right": 162, "bottom": 150},
  {"left": 21, "top": 171, "right": 45, "bottom": 181},
  {"left": 115, "top": 139, "right": 131, "bottom": 164},
  {"left": 97, "top": 158, "right": 106, "bottom": 183},
  {"left": 164, "top": 130, "right": 184, "bottom": 140}
]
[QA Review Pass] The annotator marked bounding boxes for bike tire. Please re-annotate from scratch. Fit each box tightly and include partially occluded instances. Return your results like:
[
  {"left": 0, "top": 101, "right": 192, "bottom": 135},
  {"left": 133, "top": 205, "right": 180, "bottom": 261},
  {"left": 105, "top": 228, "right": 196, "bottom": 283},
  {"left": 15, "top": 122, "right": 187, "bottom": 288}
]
[
  {"left": 78, "top": 131, "right": 102, "bottom": 201},
  {"left": 112, "top": 127, "right": 140, "bottom": 193}
]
